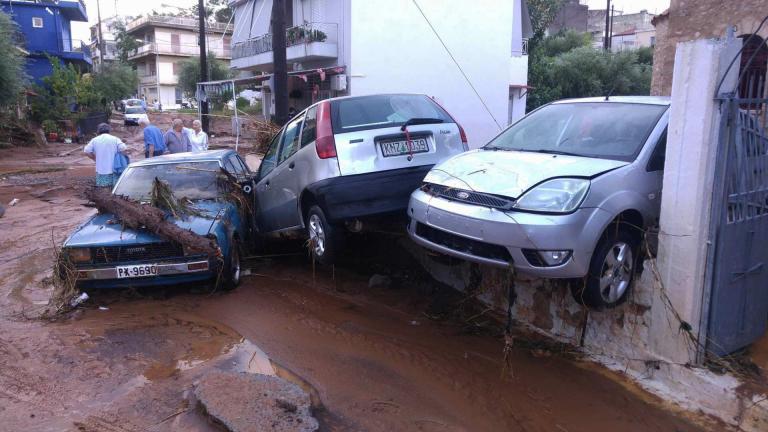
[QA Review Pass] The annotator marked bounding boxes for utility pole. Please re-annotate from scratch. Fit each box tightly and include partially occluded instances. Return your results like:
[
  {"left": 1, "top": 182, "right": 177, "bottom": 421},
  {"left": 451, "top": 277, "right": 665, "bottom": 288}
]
[
  {"left": 96, "top": 0, "right": 105, "bottom": 67},
  {"left": 609, "top": 5, "right": 615, "bottom": 51},
  {"left": 603, "top": 0, "right": 611, "bottom": 51},
  {"left": 271, "top": 0, "right": 288, "bottom": 126},
  {"left": 198, "top": 0, "right": 209, "bottom": 132}
]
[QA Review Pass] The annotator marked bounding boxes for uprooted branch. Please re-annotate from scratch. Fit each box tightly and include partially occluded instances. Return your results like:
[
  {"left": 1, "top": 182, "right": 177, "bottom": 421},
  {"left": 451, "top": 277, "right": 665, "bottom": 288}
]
[{"left": 85, "top": 187, "right": 221, "bottom": 258}]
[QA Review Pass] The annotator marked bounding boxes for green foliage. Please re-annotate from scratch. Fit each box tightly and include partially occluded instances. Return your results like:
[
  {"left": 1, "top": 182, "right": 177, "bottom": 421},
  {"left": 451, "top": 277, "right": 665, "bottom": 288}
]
[
  {"left": 526, "top": 0, "right": 564, "bottom": 44},
  {"left": 177, "top": 52, "right": 233, "bottom": 98},
  {"left": 41, "top": 119, "right": 59, "bottom": 134},
  {"left": 0, "top": 11, "right": 27, "bottom": 107},
  {"left": 30, "top": 57, "right": 107, "bottom": 123},
  {"left": 92, "top": 63, "right": 139, "bottom": 107},
  {"left": 114, "top": 20, "right": 141, "bottom": 63},
  {"left": 236, "top": 97, "right": 249, "bottom": 109},
  {"left": 526, "top": 31, "right": 653, "bottom": 111},
  {"left": 636, "top": 46, "right": 654, "bottom": 65}
]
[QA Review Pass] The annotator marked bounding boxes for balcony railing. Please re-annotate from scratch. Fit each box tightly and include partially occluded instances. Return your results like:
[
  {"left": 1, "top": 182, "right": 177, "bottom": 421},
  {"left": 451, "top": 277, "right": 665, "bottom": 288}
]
[
  {"left": 130, "top": 42, "right": 230, "bottom": 58},
  {"left": 522, "top": 38, "right": 529, "bottom": 55},
  {"left": 126, "top": 15, "right": 230, "bottom": 33},
  {"left": 62, "top": 39, "right": 91, "bottom": 58},
  {"left": 232, "top": 22, "right": 337, "bottom": 60}
]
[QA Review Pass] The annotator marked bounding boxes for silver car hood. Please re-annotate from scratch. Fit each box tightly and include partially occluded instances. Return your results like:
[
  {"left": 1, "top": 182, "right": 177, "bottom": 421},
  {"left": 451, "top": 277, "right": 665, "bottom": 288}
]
[{"left": 423, "top": 149, "right": 628, "bottom": 198}]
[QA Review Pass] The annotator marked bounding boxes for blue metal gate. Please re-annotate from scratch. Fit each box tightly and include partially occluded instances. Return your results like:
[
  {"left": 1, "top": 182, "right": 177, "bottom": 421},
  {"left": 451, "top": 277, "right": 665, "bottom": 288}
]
[{"left": 707, "top": 95, "right": 768, "bottom": 356}]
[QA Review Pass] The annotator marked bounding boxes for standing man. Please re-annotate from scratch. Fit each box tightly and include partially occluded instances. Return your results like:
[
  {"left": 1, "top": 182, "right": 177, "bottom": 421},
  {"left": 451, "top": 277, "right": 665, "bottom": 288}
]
[
  {"left": 164, "top": 119, "right": 191, "bottom": 153},
  {"left": 84, "top": 123, "right": 128, "bottom": 188},
  {"left": 139, "top": 117, "right": 166, "bottom": 158}
]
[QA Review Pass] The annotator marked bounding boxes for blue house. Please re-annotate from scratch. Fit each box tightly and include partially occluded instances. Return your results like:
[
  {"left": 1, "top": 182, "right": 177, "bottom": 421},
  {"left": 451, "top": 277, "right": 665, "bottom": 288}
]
[{"left": 1, "top": 0, "right": 91, "bottom": 84}]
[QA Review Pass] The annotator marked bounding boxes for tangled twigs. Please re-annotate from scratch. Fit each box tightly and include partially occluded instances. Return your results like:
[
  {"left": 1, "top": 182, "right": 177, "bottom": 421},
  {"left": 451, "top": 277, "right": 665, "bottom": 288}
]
[
  {"left": 86, "top": 187, "right": 221, "bottom": 258},
  {"left": 150, "top": 177, "right": 204, "bottom": 219}
]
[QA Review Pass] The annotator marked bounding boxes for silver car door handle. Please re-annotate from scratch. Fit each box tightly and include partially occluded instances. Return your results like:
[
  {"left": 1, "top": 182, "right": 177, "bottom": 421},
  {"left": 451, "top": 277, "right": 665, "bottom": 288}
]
[{"left": 288, "top": 162, "right": 295, "bottom": 169}]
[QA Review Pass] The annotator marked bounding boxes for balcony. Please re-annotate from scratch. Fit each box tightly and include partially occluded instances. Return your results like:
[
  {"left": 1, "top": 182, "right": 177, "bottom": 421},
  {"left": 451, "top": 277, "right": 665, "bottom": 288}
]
[
  {"left": 129, "top": 42, "right": 231, "bottom": 60},
  {"left": 231, "top": 22, "right": 338, "bottom": 71},
  {"left": 126, "top": 15, "right": 230, "bottom": 34},
  {"left": 58, "top": 0, "right": 88, "bottom": 22},
  {"left": 139, "top": 74, "right": 157, "bottom": 85},
  {"left": 60, "top": 39, "right": 92, "bottom": 65}
]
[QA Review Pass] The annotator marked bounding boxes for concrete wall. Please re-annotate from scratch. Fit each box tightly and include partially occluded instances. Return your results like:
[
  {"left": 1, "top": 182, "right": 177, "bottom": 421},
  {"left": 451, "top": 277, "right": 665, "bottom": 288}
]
[
  {"left": 650, "top": 0, "right": 768, "bottom": 96},
  {"left": 349, "top": 0, "right": 517, "bottom": 148}
]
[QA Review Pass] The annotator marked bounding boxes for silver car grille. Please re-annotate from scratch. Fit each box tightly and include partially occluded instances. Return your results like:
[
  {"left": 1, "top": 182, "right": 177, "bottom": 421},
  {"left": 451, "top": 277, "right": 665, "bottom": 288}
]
[{"left": 423, "top": 183, "right": 515, "bottom": 210}]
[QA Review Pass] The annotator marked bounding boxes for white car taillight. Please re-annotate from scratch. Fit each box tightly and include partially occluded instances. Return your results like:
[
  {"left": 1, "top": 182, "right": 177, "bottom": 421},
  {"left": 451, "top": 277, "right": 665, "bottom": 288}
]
[{"left": 315, "top": 101, "right": 337, "bottom": 159}]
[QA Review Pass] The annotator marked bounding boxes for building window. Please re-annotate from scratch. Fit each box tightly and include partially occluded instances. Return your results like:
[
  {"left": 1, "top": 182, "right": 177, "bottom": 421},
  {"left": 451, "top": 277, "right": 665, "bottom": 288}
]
[
  {"left": 739, "top": 34, "right": 767, "bottom": 103},
  {"left": 32, "top": 17, "right": 43, "bottom": 28}
]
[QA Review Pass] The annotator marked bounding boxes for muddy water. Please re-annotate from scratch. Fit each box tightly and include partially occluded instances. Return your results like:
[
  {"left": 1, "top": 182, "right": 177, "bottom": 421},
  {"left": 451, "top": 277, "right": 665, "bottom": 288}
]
[{"left": 0, "top": 144, "right": 707, "bottom": 432}]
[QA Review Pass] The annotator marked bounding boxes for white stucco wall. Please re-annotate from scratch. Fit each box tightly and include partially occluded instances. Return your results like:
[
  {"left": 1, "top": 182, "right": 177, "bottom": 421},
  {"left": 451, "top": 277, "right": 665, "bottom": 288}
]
[{"left": 349, "top": 0, "right": 518, "bottom": 148}]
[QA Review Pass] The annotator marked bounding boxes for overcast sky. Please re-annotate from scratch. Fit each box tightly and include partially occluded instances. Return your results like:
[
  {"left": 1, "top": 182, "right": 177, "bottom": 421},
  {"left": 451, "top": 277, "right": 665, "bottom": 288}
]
[{"left": 73, "top": 0, "right": 673, "bottom": 42}]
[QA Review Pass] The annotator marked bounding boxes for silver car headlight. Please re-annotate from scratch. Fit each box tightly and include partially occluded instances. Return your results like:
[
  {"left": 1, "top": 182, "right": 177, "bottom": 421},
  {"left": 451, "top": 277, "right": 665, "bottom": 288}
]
[{"left": 514, "top": 178, "right": 590, "bottom": 213}]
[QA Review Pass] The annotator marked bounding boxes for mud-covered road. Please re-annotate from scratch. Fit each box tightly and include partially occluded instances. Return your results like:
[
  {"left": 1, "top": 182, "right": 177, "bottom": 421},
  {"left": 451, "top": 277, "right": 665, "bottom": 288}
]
[{"left": 0, "top": 125, "right": 708, "bottom": 431}]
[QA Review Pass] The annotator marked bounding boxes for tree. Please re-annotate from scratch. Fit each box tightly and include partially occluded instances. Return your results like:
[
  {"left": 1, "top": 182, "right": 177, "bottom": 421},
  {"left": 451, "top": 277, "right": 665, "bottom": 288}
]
[
  {"left": 0, "top": 11, "right": 27, "bottom": 107},
  {"left": 177, "top": 52, "right": 232, "bottom": 99},
  {"left": 526, "top": 0, "right": 564, "bottom": 45},
  {"left": 526, "top": 32, "right": 653, "bottom": 111},
  {"left": 114, "top": 20, "right": 141, "bottom": 63},
  {"left": 92, "top": 63, "right": 139, "bottom": 108}
]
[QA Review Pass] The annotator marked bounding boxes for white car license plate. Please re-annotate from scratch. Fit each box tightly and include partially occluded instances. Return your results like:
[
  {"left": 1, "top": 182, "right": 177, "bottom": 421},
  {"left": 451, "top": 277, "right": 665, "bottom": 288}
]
[
  {"left": 116, "top": 264, "right": 158, "bottom": 279},
  {"left": 380, "top": 138, "right": 429, "bottom": 157}
]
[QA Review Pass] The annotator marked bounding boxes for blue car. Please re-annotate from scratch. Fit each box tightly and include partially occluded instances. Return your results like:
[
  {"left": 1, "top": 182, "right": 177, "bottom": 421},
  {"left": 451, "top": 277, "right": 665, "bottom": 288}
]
[{"left": 62, "top": 150, "right": 256, "bottom": 290}]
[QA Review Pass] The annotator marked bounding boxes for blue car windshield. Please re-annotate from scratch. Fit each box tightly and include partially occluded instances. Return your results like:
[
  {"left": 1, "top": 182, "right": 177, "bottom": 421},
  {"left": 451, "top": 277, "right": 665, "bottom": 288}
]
[
  {"left": 114, "top": 161, "right": 222, "bottom": 201},
  {"left": 486, "top": 103, "right": 667, "bottom": 162}
]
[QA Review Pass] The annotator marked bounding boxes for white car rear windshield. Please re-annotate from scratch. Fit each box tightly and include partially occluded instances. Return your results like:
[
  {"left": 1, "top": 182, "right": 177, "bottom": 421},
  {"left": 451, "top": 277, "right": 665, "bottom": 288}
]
[
  {"left": 125, "top": 107, "right": 145, "bottom": 114},
  {"left": 331, "top": 94, "right": 452, "bottom": 133},
  {"left": 487, "top": 102, "right": 667, "bottom": 162}
]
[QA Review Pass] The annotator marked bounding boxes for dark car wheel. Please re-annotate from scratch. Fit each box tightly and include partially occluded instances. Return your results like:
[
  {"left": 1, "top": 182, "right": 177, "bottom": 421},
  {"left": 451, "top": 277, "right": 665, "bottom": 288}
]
[
  {"left": 572, "top": 228, "right": 638, "bottom": 310},
  {"left": 306, "top": 205, "right": 340, "bottom": 266},
  {"left": 218, "top": 236, "right": 242, "bottom": 291}
]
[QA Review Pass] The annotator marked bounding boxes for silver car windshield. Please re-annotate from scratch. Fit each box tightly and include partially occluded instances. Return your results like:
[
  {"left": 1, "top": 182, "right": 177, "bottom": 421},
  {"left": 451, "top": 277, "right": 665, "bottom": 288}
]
[
  {"left": 487, "top": 103, "right": 667, "bottom": 162},
  {"left": 125, "top": 107, "right": 145, "bottom": 114},
  {"left": 114, "top": 161, "right": 222, "bottom": 201}
]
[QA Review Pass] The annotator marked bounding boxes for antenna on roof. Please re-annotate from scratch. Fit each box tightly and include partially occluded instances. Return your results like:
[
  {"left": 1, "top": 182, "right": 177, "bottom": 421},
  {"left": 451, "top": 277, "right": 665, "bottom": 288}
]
[{"left": 604, "top": 80, "right": 618, "bottom": 101}]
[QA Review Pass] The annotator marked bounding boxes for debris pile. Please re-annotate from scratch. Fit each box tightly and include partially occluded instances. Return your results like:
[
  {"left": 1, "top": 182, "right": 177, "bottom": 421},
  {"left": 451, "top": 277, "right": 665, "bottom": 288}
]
[
  {"left": 239, "top": 115, "right": 280, "bottom": 153},
  {"left": 0, "top": 117, "right": 39, "bottom": 148},
  {"left": 85, "top": 187, "right": 220, "bottom": 257}
]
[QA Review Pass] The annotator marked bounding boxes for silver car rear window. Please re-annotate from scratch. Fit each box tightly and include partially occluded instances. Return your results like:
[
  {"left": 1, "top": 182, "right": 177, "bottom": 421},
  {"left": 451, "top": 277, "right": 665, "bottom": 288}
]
[
  {"left": 331, "top": 94, "right": 452, "bottom": 134},
  {"left": 487, "top": 102, "right": 668, "bottom": 162}
]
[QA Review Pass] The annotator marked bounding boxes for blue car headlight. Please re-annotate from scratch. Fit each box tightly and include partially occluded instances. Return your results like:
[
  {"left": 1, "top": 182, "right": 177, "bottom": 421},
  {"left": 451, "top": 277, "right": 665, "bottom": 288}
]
[{"left": 514, "top": 178, "right": 590, "bottom": 213}]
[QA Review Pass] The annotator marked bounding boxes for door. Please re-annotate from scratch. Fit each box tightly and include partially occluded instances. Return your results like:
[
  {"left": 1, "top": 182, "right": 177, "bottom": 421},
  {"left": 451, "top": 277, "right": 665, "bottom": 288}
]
[
  {"left": 255, "top": 131, "right": 283, "bottom": 232},
  {"left": 330, "top": 94, "right": 465, "bottom": 176},
  {"left": 707, "top": 97, "right": 768, "bottom": 356},
  {"left": 171, "top": 34, "right": 180, "bottom": 54},
  {"left": 263, "top": 113, "right": 305, "bottom": 230}
]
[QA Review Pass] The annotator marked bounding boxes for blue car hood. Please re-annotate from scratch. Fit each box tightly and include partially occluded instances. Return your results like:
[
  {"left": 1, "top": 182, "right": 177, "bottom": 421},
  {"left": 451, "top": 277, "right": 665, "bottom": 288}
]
[{"left": 65, "top": 200, "right": 226, "bottom": 248}]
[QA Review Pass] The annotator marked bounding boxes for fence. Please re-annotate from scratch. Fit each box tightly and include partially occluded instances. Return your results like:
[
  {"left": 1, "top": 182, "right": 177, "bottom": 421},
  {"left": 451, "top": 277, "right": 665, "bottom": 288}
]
[{"left": 232, "top": 22, "right": 338, "bottom": 59}]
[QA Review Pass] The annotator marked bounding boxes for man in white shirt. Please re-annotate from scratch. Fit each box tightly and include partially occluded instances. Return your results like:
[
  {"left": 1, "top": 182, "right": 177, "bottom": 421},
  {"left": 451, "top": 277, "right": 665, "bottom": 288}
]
[{"left": 84, "top": 123, "right": 128, "bottom": 187}]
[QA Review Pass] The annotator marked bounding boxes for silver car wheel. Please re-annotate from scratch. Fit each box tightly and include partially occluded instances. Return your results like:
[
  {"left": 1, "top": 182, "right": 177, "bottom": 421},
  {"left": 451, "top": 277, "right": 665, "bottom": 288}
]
[
  {"left": 308, "top": 214, "right": 326, "bottom": 257},
  {"left": 599, "top": 242, "right": 633, "bottom": 303}
]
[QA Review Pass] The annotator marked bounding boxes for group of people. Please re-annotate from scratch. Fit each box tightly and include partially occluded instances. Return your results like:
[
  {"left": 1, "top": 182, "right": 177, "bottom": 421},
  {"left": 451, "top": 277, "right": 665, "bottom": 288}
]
[
  {"left": 139, "top": 117, "right": 209, "bottom": 158},
  {"left": 83, "top": 116, "right": 210, "bottom": 188}
]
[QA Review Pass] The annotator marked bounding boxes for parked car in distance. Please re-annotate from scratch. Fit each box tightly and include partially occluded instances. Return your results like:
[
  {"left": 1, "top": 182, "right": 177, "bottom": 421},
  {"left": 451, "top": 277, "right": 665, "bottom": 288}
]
[
  {"left": 255, "top": 93, "right": 469, "bottom": 264},
  {"left": 61, "top": 150, "right": 256, "bottom": 290},
  {"left": 408, "top": 96, "right": 671, "bottom": 309},
  {"left": 124, "top": 106, "right": 149, "bottom": 126}
]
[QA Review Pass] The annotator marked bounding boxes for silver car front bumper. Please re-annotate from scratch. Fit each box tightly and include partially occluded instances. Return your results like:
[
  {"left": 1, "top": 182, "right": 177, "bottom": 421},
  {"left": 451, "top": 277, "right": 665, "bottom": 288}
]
[{"left": 407, "top": 189, "right": 614, "bottom": 278}]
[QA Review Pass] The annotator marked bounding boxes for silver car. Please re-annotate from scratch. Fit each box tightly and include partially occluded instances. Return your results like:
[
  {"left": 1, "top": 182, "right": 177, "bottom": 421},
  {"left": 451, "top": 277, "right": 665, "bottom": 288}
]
[
  {"left": 407, "top": 97, "right": 670, "bottom": 309},
  {"left": 255, "top": 93, "right": 468, "bottom": 264}
]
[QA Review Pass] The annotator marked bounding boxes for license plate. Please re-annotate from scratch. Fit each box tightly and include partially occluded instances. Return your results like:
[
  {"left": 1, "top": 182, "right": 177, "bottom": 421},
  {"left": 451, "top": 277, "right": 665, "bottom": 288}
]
[
  {"left": 380, "top": 138, "right": 429, "bottom": 157},
  {"left": 116, "top": 264, "right": 158, "bottom": 279}
]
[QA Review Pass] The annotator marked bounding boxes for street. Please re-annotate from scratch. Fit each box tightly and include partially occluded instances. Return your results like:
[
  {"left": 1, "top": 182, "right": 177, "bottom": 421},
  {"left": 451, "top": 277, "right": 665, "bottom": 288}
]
[{"left": 0, "top": 123, "right": 708, "bottom": 431}]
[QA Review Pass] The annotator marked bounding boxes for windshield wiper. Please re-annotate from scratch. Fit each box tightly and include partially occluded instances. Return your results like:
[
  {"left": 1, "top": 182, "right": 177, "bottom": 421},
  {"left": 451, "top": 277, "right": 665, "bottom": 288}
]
[
  {"left": 524, "top": 149, "right": 583, "bottom": 157},
  {"left": 484, "top": 145, "right": 509, "bottom": 151},
  {"left": 400, "top": 117, "right": 445, "bottom": 130}
]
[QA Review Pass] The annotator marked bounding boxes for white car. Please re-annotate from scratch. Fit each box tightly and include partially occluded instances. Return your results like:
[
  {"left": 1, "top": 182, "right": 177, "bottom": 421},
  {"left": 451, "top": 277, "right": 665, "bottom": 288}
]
[{"left": 124, "top": 106, "right": 149, "bottom": 126}]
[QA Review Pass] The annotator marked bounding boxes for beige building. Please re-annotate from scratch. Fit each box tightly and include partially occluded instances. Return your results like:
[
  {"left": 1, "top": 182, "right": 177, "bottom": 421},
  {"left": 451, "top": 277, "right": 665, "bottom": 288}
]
[
  {"left": 126, "top": 16, "right": 232, "bottom": 109},
  {"left": 651, "top": 0, "right": 768, "bottom": 96}
]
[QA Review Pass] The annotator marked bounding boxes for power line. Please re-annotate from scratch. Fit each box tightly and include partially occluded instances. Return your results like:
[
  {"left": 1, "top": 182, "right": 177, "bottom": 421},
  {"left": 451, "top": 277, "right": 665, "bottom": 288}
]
[{"left": 411, "top": 0, "right": 502, "bottom": 130}]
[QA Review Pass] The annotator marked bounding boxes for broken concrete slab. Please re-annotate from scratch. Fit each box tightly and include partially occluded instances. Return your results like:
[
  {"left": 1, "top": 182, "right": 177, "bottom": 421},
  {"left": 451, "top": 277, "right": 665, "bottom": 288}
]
[{"left": 195, "top": 371, "right": 318, "bottom": 432}]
